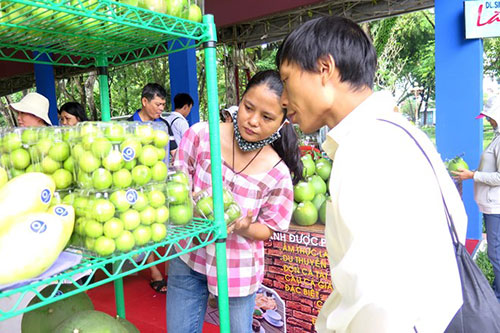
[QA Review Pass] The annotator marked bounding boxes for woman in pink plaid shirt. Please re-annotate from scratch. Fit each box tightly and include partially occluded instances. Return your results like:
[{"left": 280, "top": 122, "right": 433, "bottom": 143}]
[{"left": 166, "top": 70, "right": 303, "bottom": 333}]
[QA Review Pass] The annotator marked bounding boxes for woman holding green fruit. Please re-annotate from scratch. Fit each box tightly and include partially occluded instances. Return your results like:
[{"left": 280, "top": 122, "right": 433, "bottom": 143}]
[
  {"left": 166, "top": 70, "right": 303, "bottom": 333},
  {"left": 453, "top": 96, "right": 500, "bottom": 302}
]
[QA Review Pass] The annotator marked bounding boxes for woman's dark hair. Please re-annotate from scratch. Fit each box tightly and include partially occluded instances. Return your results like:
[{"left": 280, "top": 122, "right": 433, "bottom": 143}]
[
  {"left": 58, "top": 102, "right": 88, "bottom": 121},
  {"left": 276, "top": 16, "right": 377, "bottom": 90},
  {"left": 243, "top": 70, "right": 303, "bottom": 184}
]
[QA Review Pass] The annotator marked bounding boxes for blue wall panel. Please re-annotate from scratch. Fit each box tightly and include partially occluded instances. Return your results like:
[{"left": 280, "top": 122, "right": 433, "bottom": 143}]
[
  {"left": 34, "top": 53, "right": 58, "bottom": 126},
  {"left": 435, "top": 0, "right": 483, "bottom": 240}
]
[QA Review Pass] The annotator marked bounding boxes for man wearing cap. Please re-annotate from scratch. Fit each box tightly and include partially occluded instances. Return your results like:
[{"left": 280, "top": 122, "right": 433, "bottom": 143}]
[
  {"left": 9, "top": 92, "right": 52, "bottom": 127},
  {"left": 453, "top": 96, "right": 500, "bottom": 302}
]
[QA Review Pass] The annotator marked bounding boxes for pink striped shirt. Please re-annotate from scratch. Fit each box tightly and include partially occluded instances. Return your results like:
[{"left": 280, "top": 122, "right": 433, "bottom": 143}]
[{"left": 174, "top": 122, "right": 294, "bottom": 297}]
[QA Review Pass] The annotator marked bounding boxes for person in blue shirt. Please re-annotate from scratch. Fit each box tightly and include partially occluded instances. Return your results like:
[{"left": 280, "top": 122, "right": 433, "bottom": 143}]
[
  {"left": 127, "top": 83, "right": 178, "bottom": 156},
  {"left": 127, "top": 83, "right": 175, "bottom": 293}
]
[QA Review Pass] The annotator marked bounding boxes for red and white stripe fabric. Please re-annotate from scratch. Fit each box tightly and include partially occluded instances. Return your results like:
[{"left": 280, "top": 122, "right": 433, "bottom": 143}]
[{"left": 174, "top": 122, "right": 293, "bottom": 297}]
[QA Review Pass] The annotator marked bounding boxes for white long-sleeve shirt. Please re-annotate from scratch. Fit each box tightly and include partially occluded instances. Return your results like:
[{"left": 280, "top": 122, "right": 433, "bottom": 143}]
[{"left": 316, "top": 92, "right": 467, "bottom": 333}]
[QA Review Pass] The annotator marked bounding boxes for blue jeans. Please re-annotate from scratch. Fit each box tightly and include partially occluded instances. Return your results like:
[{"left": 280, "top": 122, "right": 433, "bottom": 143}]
[
  {"left": 484, "top": 213, "right": 500, "bottom": 301},
  {"left": 166, "top": 256, "right": 256, "bottom": 333}
]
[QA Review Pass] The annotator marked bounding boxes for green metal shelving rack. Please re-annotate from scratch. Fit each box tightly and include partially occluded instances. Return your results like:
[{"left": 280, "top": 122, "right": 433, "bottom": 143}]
[{"left": 0, "top": 1, "right": 231, "bottom": 331}]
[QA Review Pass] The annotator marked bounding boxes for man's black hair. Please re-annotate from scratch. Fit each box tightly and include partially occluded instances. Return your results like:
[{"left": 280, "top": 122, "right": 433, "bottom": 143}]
[
  {"left": 276, "top": 16, "right": 377, "bottom": 89},
  {"left": 173, "top": 93, "right": 194, "bottom": 110},
  {"left": 142, "top": 83, "right": 167, "bottom": 101}
]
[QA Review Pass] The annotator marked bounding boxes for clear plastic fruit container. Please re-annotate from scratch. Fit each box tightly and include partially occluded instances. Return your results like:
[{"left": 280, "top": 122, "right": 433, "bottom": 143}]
[
  {"left": 166, "top": 169, "right": 194, "bottom": 227},
  {"left": 69, "top": 184, "right": 170, "bottom": 257},
  {"left": 71, "top": 121, "right": 170, "bottom": 192},
  {"left": 192, "top": 187, "right": 241, "bottom": 225}
]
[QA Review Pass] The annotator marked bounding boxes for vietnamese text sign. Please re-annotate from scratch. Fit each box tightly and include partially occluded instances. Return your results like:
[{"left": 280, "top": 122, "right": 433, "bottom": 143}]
[{"left": 465, "top": 1, "right": 500, "bottom": 39}]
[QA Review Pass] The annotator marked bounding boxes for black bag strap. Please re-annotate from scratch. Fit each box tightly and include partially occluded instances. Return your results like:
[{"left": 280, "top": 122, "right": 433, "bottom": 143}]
[
  {"left": 169, "top": 116, "right": 180, "bottom": 128},
  {"left": 376, "top": 119, "right": 461, "bottom": 247}
]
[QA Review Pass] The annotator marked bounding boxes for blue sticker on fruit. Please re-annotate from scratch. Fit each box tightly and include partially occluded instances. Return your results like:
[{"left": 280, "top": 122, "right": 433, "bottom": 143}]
[
  {"left": 126, "top": 189, "right": 138, "bottom": 204},
  {"left": 30, "top": 220, "right": 47, "bottom": 234},
  {"left": 55, "top": 290, "right": 63, "bottom": 296},
  {"left": 122, "top": 146, "right": 135, "bottom": 161},
  {"left": 54, "top": 206, "right": 69, "bottom": 217},
  {"left": 41, "top": 189, "right": 51, "bottom": 204}
]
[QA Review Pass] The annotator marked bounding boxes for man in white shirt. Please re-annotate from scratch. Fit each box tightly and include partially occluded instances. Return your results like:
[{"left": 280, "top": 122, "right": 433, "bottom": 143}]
[
  {"left": 166, "top": 93, "right": 193, "bottom": 146},
  {"left": 276, "top": 16, "right": 467, "bottom": 333}
]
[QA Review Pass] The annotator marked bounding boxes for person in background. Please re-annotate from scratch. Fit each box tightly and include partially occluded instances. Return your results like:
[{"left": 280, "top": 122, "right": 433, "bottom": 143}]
[
  {"left": 9, "top": 92, "right": 52, "bottom": 127},
  {"left": 219, "top": 105, "right": 238, "bottom": 123},
  {"left": 166, "top": 93, "right": 193, "bottom": 146},
  {"left": 127, "top": 83, "right": 176, "bottom": 294},
  {"left": 58, "top": 101, "right": 89, "bottom": 126},
  {"left": 167, "top": 70, "right": 303, "bottom": 333},
  {"left": 453, "top": 96, "right": 500, "bottom": 302},
  {"left": 276, "top": 16, "right": 467, "bottom": 332}
]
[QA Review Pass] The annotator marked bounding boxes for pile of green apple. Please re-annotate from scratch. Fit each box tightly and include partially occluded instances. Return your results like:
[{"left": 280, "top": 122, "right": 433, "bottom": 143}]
[
  {"left": 0, "top": 127, "right": 76, "bottom": 190},
  {"left": 292, "top": 153, "right": 332, "bottom": 226},
  {"left": 194, "top": 189, "right": 241, "bottom": 225},
  {"left": 71, "top": 121, "right": 169, "bottom": 191},
  {"left": 118, "top": 0, "right": 203, "bottom": 22}
]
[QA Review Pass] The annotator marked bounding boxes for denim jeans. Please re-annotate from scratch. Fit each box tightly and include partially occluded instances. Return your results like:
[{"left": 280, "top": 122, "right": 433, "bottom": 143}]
[
  {"left": 166, "top": 256, "right": 257, "bottom": 333},
  {"left": 484, "top": 213, "right": 500, "bottom": 302}
]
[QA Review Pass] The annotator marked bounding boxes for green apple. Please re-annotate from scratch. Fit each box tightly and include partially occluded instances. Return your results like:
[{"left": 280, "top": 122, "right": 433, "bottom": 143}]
[
  {"left": 3, "top": 133, "right": 22, "bottom": 152},
  {"left": 103, "top": 218, "right": 125, "bottom": 238},
  {"left": 121, "top": 209, "right": 141, "bottom": 230},
  {"left": 94, "top": 236, "right": 116, "bottom": 256},
  {"left": 140, "top": 206, "right": 156, "bottom": 225},
  {"left": 123, "top": 159, "right": 137, "bottom": 170},
  {"left": 73, "top": 196, "right": 89, "bottom": 217},
  {"left": 308, "top": 175, "right": 327, "bottom": 195},
  {"left": 156, "top": 148, "right": 166, "bottom": 161},
  {"left": 63, "top": 128, "right": 79, "bottom": 142},
  {"left": 196, "top": 196, "right": 213, "bottom": 217},
  {"left": 138, "top": 144, "right": 158, "bottom": 166},
  {"left": 166, "top": 181, "right": 189, "bottom": 204},
  {"left": 63, "top": 193, "right": 76, "bottom": 205},
  {"left": 79, "top": 151, "right": 100, "bottom": 173},
  {"left": 148, "top": 189, "right": 166, "bottom": 208},
  {"left": 92, "top": 198, "right": 116, "bottom": 222},
  {"left": 115, "top": 230, "right": 135, "bottom": 252},
  {"left": 132, "top": 192, "right": 149, "bottom": 211},
  {"left": 222, "top": 189, "right": 234, "bottom": 209},
  {"left": 302, "top": 156, "right": 316, "bottom": 177},
  {"left": 187, "top": 3, "right": 202, "bottom": 22},
  {"left": 75, "top": 217, "right": 88, "bottom": 236},
  {"left": 293, "top": 201, "right": 318, "bottom": 226},
  {"left": 113, "top": 168, "right": 133, "bottom": 188},
  {"left": 52, "top": 168, "right": 73, "bottom": 189},
  {"left": 81, "top": 135, "right": 96, "bottom": 151},
  {"left": 153, "top": 130, "right": 169, "bottom": 148},
  {"left": 224, "top": 203, "right": 241, "bottom": 225},
  {"left": 133, "top": 225, "right": 152, "bottom": 246},
  {"left": 10, "top": 168, "right": 25, "bottom": 178},
  {"left": 35, "top": 138, "right": 54, "bottom": 157},
  {"left": 84, "top": 237, "right": 96, "bottom": 251},
  {"left": 169, "top": 204, "right": 192, "bottom": 225},
  {"left": 110, "top": 190, "right": 131, "bottom": 212},
  {"left": 151, "top": 223, "right": 167, "bottom": 242},
  {"left": 10, "top": 148, "right": 30, "bottom": 170},
  {"left": 293, "top": 181, "right": 316, "bottom": 202},
  {"left": 102, "top": 149, "right": 124, "bottom": 171},
  {"left": 0, "top": 167, "right": 8, "bottom": 188},
  {"left": 169, "top": 170, "right": 189, "bottom": 185},
  {"left": 80, "top": 122, "right": 102, "bottom": 137},
  {"left": 77, "top": 170, "right": 94, "bottom": 189},
  {"left": 49, "top": 142, "right": 70, "bottom": 162},
  {"left": 63, "top": 156, "right": 75, "bottom": 172},
  {"left": 105, "top": 123, "right": 125, "bottom": 143},
  {"left": 315, "top": 158, "right": 332, "bottom": 181},
  {"left": 0, "top": 154, "right": 10, "bottom": 168},
  {"left": 135, "top": 125, "right": 155, "bottom": 144},
  {"left": 92, "top": 168, "right": 113, "bottom": 190},
  {"left": 84, "top": 219, "right": 104, "bottom": 238},
  {"left": 166, "top": 0, "right": 187, "bottom": 17},
  {"left": 71, "top": 143, "right": 85, "bottom": 160},
  {"left": 151, "top": 161, "right": 168, "bottom": 182},
  {"left": 155, "top": 205, "right": 169, "bottom": 224},
  {"left": 41, "top": 156, "right": 62, "bottom": 174},
  {"left": 21, "top": 128, "right": 38, "bottom": 145},
  {"left": 120, "top": 138, "right": 142, "bottom": 162},
  {"left": 132, "top": 165, "right": 152, "bottom": 186},
  {"left": 91, "top": 137, "right": 112, "bottom": 158}
]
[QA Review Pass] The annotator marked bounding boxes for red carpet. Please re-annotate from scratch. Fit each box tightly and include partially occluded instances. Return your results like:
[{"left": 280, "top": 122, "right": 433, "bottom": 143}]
[{"left": 87, "top": 267, "right": 219, "bottom": 333}]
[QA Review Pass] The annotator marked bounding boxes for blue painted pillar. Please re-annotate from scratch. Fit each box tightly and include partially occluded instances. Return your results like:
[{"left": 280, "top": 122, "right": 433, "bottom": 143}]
[
  {"left": 435, "top": 0, "right": 483, "bottom": 240},
  {"left": 168, "top": 39, "right": 200, "bottom": 126},
  {"left": 34, "top": 53, "right": 59, "bottom": 126}
]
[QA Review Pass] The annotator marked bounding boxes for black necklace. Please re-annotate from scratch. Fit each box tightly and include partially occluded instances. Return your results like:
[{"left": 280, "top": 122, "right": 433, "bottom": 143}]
[{"left": 232, "top": 129, "right": 264, "bottom": 175}]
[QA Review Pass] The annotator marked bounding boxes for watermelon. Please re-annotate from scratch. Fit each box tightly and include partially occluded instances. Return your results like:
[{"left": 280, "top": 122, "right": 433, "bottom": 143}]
[{"left": 54, "top": 310, "right": 129, "bottom": 333}]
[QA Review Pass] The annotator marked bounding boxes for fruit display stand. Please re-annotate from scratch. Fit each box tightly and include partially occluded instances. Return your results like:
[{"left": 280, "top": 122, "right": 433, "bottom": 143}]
[{"left": 0, "top": 1, "right": 231, "bottom": 331}]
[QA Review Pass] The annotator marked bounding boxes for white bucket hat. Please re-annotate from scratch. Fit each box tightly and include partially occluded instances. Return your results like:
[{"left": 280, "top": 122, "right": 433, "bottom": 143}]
[{"left": 9, "top": 92, "right": 52, "bottom": 125}]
